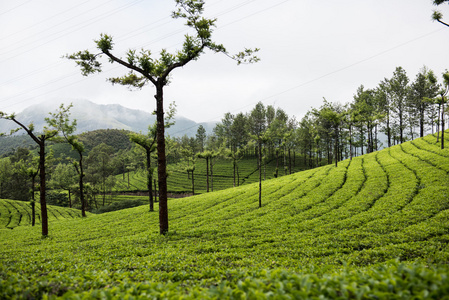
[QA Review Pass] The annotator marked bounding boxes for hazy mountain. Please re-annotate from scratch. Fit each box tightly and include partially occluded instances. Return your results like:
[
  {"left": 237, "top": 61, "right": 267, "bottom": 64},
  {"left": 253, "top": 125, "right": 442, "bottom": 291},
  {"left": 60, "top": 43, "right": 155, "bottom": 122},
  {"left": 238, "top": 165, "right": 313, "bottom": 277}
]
[{"left": 0, "top": 99, "right": 216, "bottom": 137}]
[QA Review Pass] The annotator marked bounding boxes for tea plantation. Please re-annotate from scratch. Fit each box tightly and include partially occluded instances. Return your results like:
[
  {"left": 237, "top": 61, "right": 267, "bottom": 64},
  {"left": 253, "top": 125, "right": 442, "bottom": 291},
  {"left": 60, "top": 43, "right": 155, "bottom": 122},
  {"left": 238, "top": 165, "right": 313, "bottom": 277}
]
[
  {"left": 0, "top": 199, "right": 86, "bottom": 229},
  {"left": 1, "top": 132, "right": 449, "bottom": 299}
]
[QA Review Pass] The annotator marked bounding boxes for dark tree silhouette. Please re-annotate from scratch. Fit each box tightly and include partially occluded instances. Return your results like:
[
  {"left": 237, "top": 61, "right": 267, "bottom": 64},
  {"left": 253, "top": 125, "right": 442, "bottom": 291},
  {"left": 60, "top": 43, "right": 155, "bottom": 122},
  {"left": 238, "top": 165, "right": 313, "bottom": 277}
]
[
  {"left": 67, "top": 0, "right": 258, "bottom": 234},
  {"left": 0, "top": 113, "right": 58, "bottom": 236}
]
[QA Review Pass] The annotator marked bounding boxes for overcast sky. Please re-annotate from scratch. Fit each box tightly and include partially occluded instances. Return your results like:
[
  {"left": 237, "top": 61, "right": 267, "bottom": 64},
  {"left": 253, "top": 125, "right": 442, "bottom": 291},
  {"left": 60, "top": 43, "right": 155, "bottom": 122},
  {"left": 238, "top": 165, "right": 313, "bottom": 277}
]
[{"left": 0, "top": 0, "right": 448, "bottom": 123}]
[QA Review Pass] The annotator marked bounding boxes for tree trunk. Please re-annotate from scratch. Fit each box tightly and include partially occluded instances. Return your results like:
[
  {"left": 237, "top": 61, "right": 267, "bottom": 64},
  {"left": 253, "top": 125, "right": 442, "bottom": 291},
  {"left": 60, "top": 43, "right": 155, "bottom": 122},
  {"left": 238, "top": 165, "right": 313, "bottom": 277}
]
[
  {"left": 387, "top": 110, "right": 391, "bottom": 148},
  {"left": 288, "top": 148, "right": 292, "bottom": 174},
  {"left": 233, "top": 157, "right": 236, "bottom": 187},
  {"left": 349, "top": 124, "right": 353, "bottom": 160},
  {"left": 275, "top": 148, "right": 279, "bottom": 178},
  {"left": 68, "top": 189, "right": 72, "bottom": 208},
  {"left": 210, "top": 157, "right": 214, "bottom": 192},
  {"left": 156, "top": 82, "right": 168, "bottom": 235},
  {"left": 154, "top": 179, "right": 158, "bottom": 203},
  {"left": 237, "top": 164, "right": 240, "bottom": 187},
  {"left": 258, "top": 140, "right": 262, "bottom": 208},
  {"left": 39, "top": 141, "right": 48, "bottom": 236},
  {"left": 441, "top": 98, "right": 445, "bottom": 150},
  {"left": 206, "top": 156, "right": 210, "bottom": 192},
  {"left": 420, "top": 107, "right": 425, "bottom": 138},
  {"left": 191, "top": 170, "right": 195, "bottom": 195},
  {"left": 334, "top": 128, "right": 338, "bottom": 168},
  {"left": 146, "top": 148, "right": 154, "bottom": 212},
  {"left": 31, "top": 175, "right": 36, "bottom": 226},
  {"left": 437, "top": 104, "right": 441, "bottom": 143},
  {"left": 79, "top": 154, "right": 86, "bottom": 217}
]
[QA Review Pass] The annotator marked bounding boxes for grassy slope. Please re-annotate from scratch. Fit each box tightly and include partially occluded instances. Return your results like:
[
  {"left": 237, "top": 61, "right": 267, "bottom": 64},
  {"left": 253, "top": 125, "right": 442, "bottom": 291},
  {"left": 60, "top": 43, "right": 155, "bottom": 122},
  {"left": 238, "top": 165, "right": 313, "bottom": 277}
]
[
  {"left": 1, "top": 132, "right": 449, "bottom": 299},
  {"left": 0, "top": 199, "right": 87, "bottom": 229},
  {"left": 114, "top": 155, "right": 307, "bottom": 194}
]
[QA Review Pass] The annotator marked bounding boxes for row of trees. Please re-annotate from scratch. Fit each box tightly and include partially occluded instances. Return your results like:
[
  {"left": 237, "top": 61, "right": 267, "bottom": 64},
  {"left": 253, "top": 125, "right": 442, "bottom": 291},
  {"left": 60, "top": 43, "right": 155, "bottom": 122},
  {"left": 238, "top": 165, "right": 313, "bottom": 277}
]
[
  {"left": 0, "top": 66, "right": 447, "bottom": 236},
  {"left": 171, "top": 66, "right": 448, "bottom": 206}
]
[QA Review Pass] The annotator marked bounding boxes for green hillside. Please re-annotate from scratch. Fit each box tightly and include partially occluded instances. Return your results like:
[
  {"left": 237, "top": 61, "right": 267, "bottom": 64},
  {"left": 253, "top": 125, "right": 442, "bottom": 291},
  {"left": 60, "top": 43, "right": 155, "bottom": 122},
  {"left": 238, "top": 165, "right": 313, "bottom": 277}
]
[
  {"left": 0, "top": 199, "right": 87, "bottom": 229},
  {"left": 1, "top": 132, "right": 449, "bottom": 299},
  {"left": 115, "top": 156, "right": 307, "bottom": 194}
]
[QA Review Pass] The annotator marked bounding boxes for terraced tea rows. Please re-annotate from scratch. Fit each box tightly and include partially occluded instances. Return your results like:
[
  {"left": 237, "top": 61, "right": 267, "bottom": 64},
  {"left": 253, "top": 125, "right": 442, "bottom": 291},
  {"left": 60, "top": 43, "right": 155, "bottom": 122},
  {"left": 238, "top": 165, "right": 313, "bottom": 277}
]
[
  {"left": 0, "top": 199, "right": 86, "bottom": 229},
  {"left": 0, "top": 132, "right": 448, "bottom": 299},
  {"left": 114, "top": 156, "right": 306, "bottom": 194}
]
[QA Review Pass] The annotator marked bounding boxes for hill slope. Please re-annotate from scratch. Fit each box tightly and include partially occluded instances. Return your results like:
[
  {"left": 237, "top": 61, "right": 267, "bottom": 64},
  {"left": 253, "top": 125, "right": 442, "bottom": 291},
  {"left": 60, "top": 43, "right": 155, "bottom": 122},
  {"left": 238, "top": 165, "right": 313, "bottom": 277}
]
[
  {"left": 0, "top": 132, "right": 448, "bottom": 298},
  {"left": 0, "top": 99, "right": 216, "bottom": 138},
  {"left": 0, "top": 199, "right": 87, "bottom": 229}
]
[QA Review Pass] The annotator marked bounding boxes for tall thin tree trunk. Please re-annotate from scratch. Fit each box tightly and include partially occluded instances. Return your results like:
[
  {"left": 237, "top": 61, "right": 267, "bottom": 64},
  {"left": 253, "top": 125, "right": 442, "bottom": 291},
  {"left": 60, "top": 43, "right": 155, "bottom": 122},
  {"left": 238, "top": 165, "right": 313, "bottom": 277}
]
[
  {"left": 387, "top": 110, "right": 391, "bottom": 148},
  {"left": 233, "top": 151, "right": 236, "bottom": 187},
  {"left": 210, "top": 158, "right": 213, "bottom": 192},
  {"left": 156, "top": 82, "right": 168, "bottom": 235},
  {"left": 349, "top": 124, "right": 353, "bottom": 160},
  {"left": 31, "top": 175, "right": 36, "bottom": 226},
  {"left": 441, "top": 98, "right": 445, "bottom": 149},
  {"left": 79, "top": 154, "right": 86, "bottom": 217},
  {"left": 39, "top": 141, "right": 48, "bottom": 236},
  {"left": 258, "top": 140, "right": 262, "bottom": 208},
  {"left": 437, "top": 104, "right": 441, "bottom": 143},
  {"left": 205, "top": 156, "right": 209, "bottom": 192},
  {"left": 191, "top": 170, "right": 195, "bottom": 195},
  {"left": 147, "top": 149, "right": 153, "bottom": 212}
]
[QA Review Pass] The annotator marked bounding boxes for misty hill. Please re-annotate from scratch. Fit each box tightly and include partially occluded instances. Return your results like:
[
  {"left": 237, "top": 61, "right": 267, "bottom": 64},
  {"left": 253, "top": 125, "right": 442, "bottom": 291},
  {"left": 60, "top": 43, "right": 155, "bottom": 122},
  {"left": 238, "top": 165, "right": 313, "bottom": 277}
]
[{"left": 0, "top": 99, "right": 215, "bottom": 138}]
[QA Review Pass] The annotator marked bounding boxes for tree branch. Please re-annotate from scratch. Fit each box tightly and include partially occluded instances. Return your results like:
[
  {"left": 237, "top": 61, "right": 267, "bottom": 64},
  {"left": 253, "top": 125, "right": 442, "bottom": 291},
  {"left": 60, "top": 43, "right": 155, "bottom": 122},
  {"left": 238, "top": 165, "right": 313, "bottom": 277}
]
[
  {"left": 437, "top": 18, "right": 449, "bottom": 27},
  {"left": 103, "top": 50, "right": 157, "bottom": 86},
  {"left": 8, "top": 117, "right": 41, "bottom": 145},
  {"left": 160, "top": 44, "right": 206, "bottom": 81}
]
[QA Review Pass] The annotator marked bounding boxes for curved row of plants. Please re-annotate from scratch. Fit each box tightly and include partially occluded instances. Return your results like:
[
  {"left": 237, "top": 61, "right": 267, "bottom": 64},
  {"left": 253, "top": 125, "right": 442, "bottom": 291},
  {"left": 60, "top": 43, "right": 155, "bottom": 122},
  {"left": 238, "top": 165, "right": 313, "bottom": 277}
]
[{"left": 0, "top": 133, "right": 448, "bottom": 298}]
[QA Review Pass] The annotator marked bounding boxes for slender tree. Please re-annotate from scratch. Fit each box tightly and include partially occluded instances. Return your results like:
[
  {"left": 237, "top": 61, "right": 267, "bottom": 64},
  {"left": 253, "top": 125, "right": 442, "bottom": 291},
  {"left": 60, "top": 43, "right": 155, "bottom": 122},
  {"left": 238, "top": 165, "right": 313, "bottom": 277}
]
[
  {"left": 0, "top": 113, "right": 58, "bottom": 236},
  {"left": 389, "top": 67, "right": 410, "bottom": 144},
  {"left": 86, "top": 143, "right": 116, "bottom": 207},
  {"left": 50, "top": 163, "right": 77, "bottom": 208},
  {"left": 67, "top": 0, "right": 258, "bottom": 234},
  {"left": 249, "top": 102, "right": 267, "bottom": 208},
  {"left": 46, "top": 104, "right": 87, "bottom": 217},
  {"left": 129, "top": 102, "right": 176, "bottom": 211},
  {"left": 436, "top": 72, "right": 449, "bottom": 149},
  {"left": 408, "top": 67, "right": 439, "bottom": 137}
]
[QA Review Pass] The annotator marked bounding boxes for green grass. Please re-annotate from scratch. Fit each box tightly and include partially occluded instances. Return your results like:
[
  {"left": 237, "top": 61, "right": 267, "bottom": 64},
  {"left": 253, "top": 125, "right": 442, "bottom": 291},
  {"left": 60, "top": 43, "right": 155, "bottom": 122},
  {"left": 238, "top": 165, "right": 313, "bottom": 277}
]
[
  {"left": 114, "top": 155, "right": 307, "bottom": 194},
  {"left": 0, "top": 199, "right": 87, "bottom": 229},
  {"left": 1, "top": 132, "right": 449, "bottom": 299}
]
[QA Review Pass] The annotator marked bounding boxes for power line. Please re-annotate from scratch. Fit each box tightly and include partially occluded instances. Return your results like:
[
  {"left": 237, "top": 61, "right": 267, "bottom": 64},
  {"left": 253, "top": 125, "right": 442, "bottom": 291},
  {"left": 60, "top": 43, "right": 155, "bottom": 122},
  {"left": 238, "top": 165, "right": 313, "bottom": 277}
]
[
  {"left": 0, "top": 0, "right": 145, "bottom": 63},
  {"left": 0, "top": 0, "right": 32, "bottom": 17},
  {"left": 0, "top": 0, "right": 92, "bottom": 41},
  {"left": 0, "top": 0, "right": 281, "bottom": 104},
  {"left": 169, "top": 27, "right": 446, "bottom": 136}
]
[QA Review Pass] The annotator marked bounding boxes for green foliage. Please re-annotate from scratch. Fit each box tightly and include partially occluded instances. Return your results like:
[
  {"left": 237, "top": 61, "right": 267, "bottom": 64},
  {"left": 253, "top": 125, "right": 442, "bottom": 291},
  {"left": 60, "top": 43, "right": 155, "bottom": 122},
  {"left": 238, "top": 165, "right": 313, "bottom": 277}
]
[
  {"left": 1, "top": 132, "right": 449, "bottom": 298},
  {"left": 79, "top": 129, "right": 132, "bottom": 154},
  {"left": 0, "top": 199, "right": 86, "bottom": 229},
  {"left": 92, "top": 199, "right": 145, "bottom": 214},
  {"left": 114, "top": 156, "right": 306, "bottom": 194}
]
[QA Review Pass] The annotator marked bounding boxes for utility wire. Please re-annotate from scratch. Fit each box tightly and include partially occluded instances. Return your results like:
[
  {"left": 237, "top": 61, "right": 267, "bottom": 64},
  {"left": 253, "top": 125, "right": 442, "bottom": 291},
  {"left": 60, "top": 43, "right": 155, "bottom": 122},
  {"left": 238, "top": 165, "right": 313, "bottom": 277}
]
[
  {"left": 0, "top": 0, "right": 145, "bottom": 63},
  {"left": 0, "top": 0, "right": 32, "bottom": 17},
  {"left": 169, "top": 27, "right": 446, "bottom": 136},
  {"left": 0, "top": 0, "right": 278, "bottom": 104},
  {"left": 0, "top": 0, "right": 92, "bottom": 41}
]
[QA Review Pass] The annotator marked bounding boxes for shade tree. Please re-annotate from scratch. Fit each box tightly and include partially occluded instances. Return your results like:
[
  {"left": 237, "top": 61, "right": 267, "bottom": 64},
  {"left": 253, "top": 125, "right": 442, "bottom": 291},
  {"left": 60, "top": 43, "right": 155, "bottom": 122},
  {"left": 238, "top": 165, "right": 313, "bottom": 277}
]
[
  {"left": 46, "top": 104, "right": 88, "bottom": 216},
  {"left": 129, "top": 102, "right": 176, "bottom": 211},
  {"left": 67, "top": 0, "right": 258, "bottom": 235},
  {"left": 0, "top": 111, "right": 59, "bottom": 236}
]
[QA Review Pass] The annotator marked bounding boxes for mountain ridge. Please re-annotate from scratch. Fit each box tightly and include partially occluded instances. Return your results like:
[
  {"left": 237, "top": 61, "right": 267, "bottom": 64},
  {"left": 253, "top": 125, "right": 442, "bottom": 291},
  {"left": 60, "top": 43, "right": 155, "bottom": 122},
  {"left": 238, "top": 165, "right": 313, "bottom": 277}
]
[{"left": 0, "top": 99, "right": 216, "bottom": 137}]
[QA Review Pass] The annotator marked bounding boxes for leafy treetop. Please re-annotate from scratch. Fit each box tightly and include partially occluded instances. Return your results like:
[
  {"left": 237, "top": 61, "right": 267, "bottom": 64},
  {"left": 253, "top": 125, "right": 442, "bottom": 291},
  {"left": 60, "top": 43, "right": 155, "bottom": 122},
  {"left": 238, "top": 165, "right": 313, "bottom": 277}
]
[{"left": 66, "top": 0, "right": 259, "bottom": 89}]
